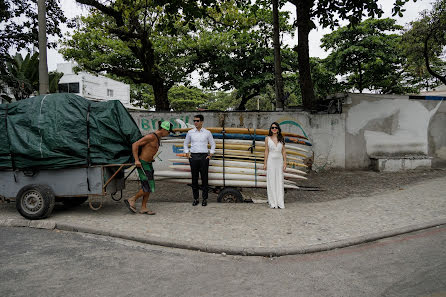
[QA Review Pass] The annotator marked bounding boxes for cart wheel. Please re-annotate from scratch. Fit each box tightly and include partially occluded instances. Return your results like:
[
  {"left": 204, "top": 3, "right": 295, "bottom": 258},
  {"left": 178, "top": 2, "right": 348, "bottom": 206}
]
[
  {"left": 16, "top": 184, "right": 55, "bottom": 220},
  {"left": 62, "top": 196, "right": 88, "bottom": 207},
  {"left": 217, "top": 188, "right": 243, "bottom": 203}
]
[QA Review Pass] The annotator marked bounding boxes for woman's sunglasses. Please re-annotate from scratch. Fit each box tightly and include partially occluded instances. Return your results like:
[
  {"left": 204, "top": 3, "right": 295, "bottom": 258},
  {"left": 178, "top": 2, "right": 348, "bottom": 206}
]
[{"left": 271, "top": 126, "right": 278, "bottom": 130}]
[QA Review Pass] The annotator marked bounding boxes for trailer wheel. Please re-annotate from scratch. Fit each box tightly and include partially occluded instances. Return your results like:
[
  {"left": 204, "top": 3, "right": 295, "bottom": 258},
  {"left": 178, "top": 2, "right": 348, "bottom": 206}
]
[
  {"left": 217, "top": 188, "right": 243, "bottom": 203},
  {"left": 62, "top": 196, "right": 88, "bottom": 207},
  {"left": 16, "top": 184, "right": 55, "bottom": 220}
]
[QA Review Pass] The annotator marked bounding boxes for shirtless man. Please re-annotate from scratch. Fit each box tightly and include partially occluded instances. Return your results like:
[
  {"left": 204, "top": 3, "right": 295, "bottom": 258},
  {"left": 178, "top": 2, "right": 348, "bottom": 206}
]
[{"left": 124, "top": 121, "right": 173, "bottom": 215}]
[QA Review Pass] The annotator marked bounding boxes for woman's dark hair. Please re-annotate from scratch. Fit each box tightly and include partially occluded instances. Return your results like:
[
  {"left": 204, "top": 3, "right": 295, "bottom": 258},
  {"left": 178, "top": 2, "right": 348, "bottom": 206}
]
[{"left": 268, "top": 122, "right": 285, "bottom": 144}]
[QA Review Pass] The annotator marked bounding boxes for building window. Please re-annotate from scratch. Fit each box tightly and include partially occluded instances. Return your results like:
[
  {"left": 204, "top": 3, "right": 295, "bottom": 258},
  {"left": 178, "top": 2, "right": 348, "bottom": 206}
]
[
  {"left": 59, "top": 83, "right": 68, "bottom": 93},
  {"left": 58, "top": 83, "right": 80, "bottom": 94},
  {"left": 107, "top": 89, "right": 113, "bottom": 97}
]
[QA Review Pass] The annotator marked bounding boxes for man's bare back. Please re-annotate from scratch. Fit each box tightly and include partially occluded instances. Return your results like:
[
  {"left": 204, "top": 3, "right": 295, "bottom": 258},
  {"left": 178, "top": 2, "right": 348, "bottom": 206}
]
[{"left": 132, "top": 132, "right": 161, "bottom": 166}]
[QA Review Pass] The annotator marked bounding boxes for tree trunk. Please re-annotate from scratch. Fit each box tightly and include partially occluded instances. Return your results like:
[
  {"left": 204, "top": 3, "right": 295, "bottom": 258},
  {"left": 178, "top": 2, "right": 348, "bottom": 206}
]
[
  {"left": 152, "top": 81, "right": 170, "bottom": 111},
  {"left": 272, "top": 0, "right": 285, "bottom": 111},
  {"left": 293, "top": 0, "right": 316, "bottom": 109},
  {"left": 237, "top": 93, "right": 258, "bottom": 111},
  {"left": 424, "top": 34, "right": 446, "bottom": 85},
  {"left": 358, "top": 62, "right": 363, "bottom": 93},
  {"left": 37, "top": 0, "right": 49, "bottom": 95}
]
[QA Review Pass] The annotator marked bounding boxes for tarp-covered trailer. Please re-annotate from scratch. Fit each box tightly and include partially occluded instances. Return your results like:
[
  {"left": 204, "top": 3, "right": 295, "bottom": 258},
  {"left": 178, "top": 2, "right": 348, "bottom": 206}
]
[{"left": 0, "top": 93, "right": 142, "bottom": 219}]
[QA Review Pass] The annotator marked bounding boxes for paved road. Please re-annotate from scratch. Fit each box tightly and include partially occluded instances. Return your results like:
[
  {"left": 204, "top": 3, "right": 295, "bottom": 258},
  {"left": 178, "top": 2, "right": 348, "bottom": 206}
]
[
  {"left": 2, "top": 175, "right": 445, "bottom": 255},
  {"left": 1, "top": 226, "right": 445, "bottom": 297}
]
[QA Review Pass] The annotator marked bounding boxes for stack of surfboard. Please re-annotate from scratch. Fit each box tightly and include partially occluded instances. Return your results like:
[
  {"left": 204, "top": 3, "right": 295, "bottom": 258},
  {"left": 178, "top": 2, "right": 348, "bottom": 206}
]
[{"left": 155, "top": 127, "right": 313, "bottom": 189}]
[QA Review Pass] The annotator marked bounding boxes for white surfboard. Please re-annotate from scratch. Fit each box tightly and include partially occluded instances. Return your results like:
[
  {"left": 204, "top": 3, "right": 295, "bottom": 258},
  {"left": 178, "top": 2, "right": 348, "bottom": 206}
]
[
  {"left": 155, "top": 170, "right": 272, "bottom": 182},
  {"left": 168, "top": 159, "right": 307, "bottom": 175},
  {"left": 175, "top": 148, "right": 305, "bottom": 162},
  {"left": 169, "top": 165, "right": 307, "bottom": 180},
  {"left": 165, "top": 139, "right": 310, "bottom": 154},
  {"left": 160, "top": 178, "right": 299, "bottom": 189},
  {"left": 173, "top": 144, "right": 308, "bottom": 158}
]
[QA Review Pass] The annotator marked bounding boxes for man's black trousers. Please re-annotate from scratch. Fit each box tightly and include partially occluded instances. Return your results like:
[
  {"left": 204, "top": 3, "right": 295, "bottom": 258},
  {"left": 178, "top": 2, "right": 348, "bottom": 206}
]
[{"left": 189, "top": 153, "right": 209, "bottom": 201}]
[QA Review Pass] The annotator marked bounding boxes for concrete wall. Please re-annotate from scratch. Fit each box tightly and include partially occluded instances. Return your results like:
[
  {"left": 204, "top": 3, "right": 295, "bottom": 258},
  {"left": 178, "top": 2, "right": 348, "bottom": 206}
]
[
  {"left": 129, "top": 111, "right": 345, "bottom": 171},
  {"left": 128, "top": 94, "right": 445, "bottom": 171},
  {"left": 344, "top": 94, "right": 445, "bottom": 169}
]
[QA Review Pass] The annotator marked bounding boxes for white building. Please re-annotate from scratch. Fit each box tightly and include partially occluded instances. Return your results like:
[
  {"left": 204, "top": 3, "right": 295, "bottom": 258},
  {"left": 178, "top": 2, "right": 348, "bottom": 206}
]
[{"left": 57, "top": 63, "right": 138, "bottom": 109}]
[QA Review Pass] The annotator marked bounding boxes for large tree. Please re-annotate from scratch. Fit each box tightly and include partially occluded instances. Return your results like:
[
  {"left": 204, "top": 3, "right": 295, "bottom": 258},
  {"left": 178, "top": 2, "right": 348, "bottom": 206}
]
[
  {"left": 61, "top": 0, "right": 225, "bottom": 111},
  {"left": 402, "top": 0, "right": 446, "bottom": 86},
  {"left": 321, "top": 18, "right": 415, "bottom": 94},
  {"left": 198, "top": 1, "right": 296, "bottom": 110},
  {"left": 288, "top": 0, "right": 416, "bottom": 108}
]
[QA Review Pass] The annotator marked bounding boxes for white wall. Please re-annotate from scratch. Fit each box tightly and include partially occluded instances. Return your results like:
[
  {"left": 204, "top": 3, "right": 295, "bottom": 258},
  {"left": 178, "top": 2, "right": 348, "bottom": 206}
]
[
  {"left": 128, "top": 94, "right": 446, "bottom": 171},
  {"left": 129, "top": 111, "right": 345, "bottom": 171}
]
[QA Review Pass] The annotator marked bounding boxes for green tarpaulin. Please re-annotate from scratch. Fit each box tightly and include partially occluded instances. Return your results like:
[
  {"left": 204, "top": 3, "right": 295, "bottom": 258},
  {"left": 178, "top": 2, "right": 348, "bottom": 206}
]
[{"left": 0, "top": 93, "right": 142, "bottom": 170}]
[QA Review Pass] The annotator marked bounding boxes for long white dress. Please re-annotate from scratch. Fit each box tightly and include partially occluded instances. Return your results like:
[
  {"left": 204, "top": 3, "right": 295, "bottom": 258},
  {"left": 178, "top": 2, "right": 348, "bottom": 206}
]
[{"left": 266, "top": 137, "right": 285, "bottom": 209}]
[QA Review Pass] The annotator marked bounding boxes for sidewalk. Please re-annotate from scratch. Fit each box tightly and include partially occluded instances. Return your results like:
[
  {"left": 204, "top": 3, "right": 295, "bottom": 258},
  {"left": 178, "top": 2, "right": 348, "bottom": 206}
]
[{"left": 1, "top": 175, "right": 445, "bottom": 256}]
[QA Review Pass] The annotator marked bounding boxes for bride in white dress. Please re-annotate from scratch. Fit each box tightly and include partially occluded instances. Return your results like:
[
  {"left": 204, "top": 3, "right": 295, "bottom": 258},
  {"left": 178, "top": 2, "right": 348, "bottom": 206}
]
[{"left": 263, "top": 122, "right": 287, "bottom": 209}]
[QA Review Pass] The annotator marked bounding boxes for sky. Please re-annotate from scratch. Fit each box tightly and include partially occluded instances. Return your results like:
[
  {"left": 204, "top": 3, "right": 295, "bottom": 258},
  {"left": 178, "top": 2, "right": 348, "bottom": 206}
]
[{"left": 44, "top": 0, "right": 435, "bottom": 71}]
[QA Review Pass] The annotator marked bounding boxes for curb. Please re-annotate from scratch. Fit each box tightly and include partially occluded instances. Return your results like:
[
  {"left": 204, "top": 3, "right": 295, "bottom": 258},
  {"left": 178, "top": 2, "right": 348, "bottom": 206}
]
[{"left": 2, "top": 218, "right": 445, "bottom": 256}]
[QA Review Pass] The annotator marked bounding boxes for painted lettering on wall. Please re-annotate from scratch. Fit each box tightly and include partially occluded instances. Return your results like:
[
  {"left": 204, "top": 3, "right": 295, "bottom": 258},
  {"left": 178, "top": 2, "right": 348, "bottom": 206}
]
[{"left": 140, "top": 116, "right": 190, "bottom": 131}]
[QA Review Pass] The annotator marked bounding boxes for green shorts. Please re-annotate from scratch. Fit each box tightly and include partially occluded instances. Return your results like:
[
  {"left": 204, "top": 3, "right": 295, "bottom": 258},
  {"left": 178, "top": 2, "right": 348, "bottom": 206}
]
[{"left": 137, "top": 160, "right": 155, "bottom": 193}]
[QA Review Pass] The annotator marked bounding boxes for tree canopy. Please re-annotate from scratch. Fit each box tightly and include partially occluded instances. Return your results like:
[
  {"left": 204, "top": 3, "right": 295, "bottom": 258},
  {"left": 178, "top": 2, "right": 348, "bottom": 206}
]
[
  {"left": 321, "top": 18, "right": 416, "bottom": 94},
  {"left": 1, "top": 52, "right": 63, "bottom": 102},
  {"left": 0, "top": 0, "right": 66, "bottom": 61},
  {"left": 61, "top": 0, "right": 237, "bottom": 111},
  {"left": 197, "top": 1, "right": 296, "bottom": 110},
  {"left": 402, "top": 0, "right": 446, "bottom": 86},
  {"left": 288, "top": 0, "right": 416, "bottom": 107}
]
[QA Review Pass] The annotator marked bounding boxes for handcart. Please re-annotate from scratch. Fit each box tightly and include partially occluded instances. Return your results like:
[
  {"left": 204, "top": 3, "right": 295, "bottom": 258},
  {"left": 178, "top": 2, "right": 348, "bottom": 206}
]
[{"left": 0, "top": 164, "right": 131, "bottom": 220}]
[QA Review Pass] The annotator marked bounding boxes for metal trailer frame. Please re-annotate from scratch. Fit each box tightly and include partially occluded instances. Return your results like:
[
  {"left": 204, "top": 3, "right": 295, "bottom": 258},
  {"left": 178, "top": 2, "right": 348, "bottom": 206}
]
[{"left": 0, "top": 164, "right": 131, "bottom": 220}]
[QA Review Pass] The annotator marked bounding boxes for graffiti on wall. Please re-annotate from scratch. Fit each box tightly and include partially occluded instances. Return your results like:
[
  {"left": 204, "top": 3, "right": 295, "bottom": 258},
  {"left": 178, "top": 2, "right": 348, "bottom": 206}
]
[
  {"left": 347, "top": 99, "right": 442, "bottom": 156},
  {"left": 140, "top": 116, "right": 191, "bottom": 131},
  {"left": 273, "top": 116, "right": 309, "bottom": 139}
]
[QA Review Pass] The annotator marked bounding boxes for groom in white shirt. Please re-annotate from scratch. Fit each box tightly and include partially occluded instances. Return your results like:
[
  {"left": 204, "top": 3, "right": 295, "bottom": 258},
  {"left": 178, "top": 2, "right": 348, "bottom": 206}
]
[{"left": 183, "top": 114, "right": 216, "bottom": 206}]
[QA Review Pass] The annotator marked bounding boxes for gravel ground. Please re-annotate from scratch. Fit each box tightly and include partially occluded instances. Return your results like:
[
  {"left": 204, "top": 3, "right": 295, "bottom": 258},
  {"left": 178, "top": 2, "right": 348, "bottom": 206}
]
[{"left": 121, "top": 168, "right": 446, "bottom": 204}]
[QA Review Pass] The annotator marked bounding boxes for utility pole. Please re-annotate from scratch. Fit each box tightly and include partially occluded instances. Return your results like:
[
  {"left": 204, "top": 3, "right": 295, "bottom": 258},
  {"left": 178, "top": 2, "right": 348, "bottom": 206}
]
[
  {"left": 38, "top": 0, "right": 49, "bottom": 95},
  {"left": 272, "top": 0, "right": 284, "bottom": 111}
]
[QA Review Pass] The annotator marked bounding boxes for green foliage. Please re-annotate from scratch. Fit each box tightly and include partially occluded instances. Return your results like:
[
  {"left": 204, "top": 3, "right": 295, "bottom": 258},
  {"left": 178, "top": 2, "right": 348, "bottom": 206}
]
[
  {"left": 288, "top": 0, "right": 416, "bottom": 108},
  {"left": 204, "top": 91, "right": 239, "bottom": 111},
  {"left": 0, "top": 0, "right": 67, "bottom": 61},
  {"left": 309, "top": 58, "right": 345, "bottom": 99},
  {"left": 62, "top": 0, "right": 234, "bottom": 110},
  {"left": 0, "top": 53, "right": 64, "bottom": 102},
  {"left": 130, "top": 84, "right": 211, "bottom": 111},
  {"left": 307, "top": 0, "right": 416, "bottom": 29},
  {"left": 402, "top": 0, "right": 446, "bottom": 87},
  {"left": 168, "top": 86, "right": 208, "bottom": 111},
  {"left": 49, "top": 71, "right": 64, "bottom": 94},
  {"left": 130, "top": 84, "right": 155, "bottom": 110},
  {"left": 321, "top": 18, "right": 416, "bottom": 94},
  {"left": 1, "top": 52, "right": 39, "bottom": 102},
  {"left": 197, "top": 1, "right": 296, "bottom": 110}
]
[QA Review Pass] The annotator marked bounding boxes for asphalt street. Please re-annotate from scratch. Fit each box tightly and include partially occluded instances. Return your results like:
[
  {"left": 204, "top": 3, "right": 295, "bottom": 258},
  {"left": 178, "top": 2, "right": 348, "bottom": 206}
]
[{"left": 1, "top": 226, "right": 445, "bottom": 297}]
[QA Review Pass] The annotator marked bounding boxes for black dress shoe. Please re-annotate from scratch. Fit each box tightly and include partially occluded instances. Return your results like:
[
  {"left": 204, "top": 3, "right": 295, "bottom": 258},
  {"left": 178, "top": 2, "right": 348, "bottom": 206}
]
[
  {"left": 202, "top": 199, "right": 207, "bottom": 206},
  {"left": 192, "top": 199, "right": 199, "bottom": 206}
]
